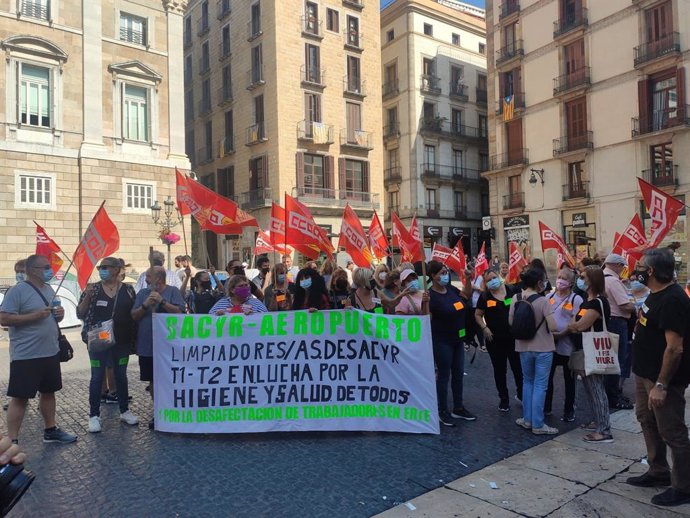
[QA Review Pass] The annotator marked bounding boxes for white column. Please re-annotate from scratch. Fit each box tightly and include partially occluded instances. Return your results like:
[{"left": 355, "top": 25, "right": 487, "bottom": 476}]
[
  {"left": 82, "top": 0, "right": 103, "bottom": 147},
  {"left": 165, "top": 1, "right": 188, "bottom": 161}
]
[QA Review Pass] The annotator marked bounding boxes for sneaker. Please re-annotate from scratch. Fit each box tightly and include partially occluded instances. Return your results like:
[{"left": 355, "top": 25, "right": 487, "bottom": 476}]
[
  {"left": 451, "top": 408, "right": 477, "bottom": 421},
  {"left": 627, "top": 472, "right": 671, "bottom": 488},
  {"left": 110, "top": 392, "right": 134, "bottom": 403},
  {"left": 515, "top": 418, "right": 531, "bottom": 430},
  {"left": 100, "top": 393, "right": 108, "bottom": 403},
  {"left": 498, "top": 400, "right": 510, "bottom": 412},
  {"left": 561, "top": 411, "right": 576, "bottom": 422},
  {"left": 514, "top": 395, "right": 522, "bottom": 404},
  {"left": 43, "top": 427, "right": 78, "bottom": 444},
  {"left": 533, "top": 424, "right": 559, "bottom": 435},
  {"left": 88, "top": 416, "right": 102, "bottom": 433},
  {"left": 613, "top": 396, "right": 634, "bottom": 410},
  {"left": 438, "top": 412, "right": 456, "bottom": 427},
  {"left": 651, "top": 488, "right": 690, "bottom": 507},
  {"left": 583, "top": 432, "right": 613, "bottom": 443},
  {"left": 120, "top": 410, "right": 139, "bottom": 425},
  {"left": 103, "top": 392, "right": 118, "bottom": 404}
]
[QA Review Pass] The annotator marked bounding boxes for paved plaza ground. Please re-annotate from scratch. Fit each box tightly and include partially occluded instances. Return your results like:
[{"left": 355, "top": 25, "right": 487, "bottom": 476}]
[{"left": 0, "top": 326, "right": 630, "bottom": 517}]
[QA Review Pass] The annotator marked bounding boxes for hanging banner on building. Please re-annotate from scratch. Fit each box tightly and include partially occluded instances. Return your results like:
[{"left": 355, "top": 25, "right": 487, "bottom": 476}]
[{"left": 153, "top": 311, "right": 439, "bottom": 435}]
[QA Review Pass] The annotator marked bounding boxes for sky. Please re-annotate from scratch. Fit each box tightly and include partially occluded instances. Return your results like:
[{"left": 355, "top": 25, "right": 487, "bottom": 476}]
[{"left": 381, "top": 0, "right": 485, "bottom": 9}]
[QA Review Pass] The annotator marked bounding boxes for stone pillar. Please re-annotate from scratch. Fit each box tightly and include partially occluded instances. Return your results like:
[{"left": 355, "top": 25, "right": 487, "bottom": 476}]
[
  {"left": 163, "top": 0, "right": 188, "bottom": 162},
  {"left": 82, "top": 0, "right": 103, "bottom": 147}
]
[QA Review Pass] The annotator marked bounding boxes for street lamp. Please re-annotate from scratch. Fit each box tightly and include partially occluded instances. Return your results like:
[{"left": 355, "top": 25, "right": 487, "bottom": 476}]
[
  {"left": 150, "top": 195, "right": 182, "bottom": 268},
  {"left": 529, "top": 168, "right": 545, "bottom": 186}
]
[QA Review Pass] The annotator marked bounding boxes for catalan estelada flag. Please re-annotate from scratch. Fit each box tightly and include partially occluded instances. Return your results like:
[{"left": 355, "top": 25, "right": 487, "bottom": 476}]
[{"left": 503, "top": 95, "right": 514, "bottom": 122}]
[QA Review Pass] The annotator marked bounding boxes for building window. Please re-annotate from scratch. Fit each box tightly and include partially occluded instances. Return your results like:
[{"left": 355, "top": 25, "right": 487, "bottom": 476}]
[
  {"left": 184, "top": 17, "right": 192, "bottom": 45},
  {"left": 204, "top": 120, "right": 213, "bottom": 162},
  {"left": 123, "top": 180, "right": 154, "bottom": 212},
  {"left": 387, "top": 29, "right": 394, "bottom": 42},
  {"left": 21, "top": 0, "right": 50, "bottom": 21},
  {"left": 479, "top": 152, "right": 489, "bottom": 171},
  {"left": 19, "top": 64, "right": 51, "bottom": 128},
  {"left": 200, "top": 1, "right": 209, "bottom": 32},
  {"left": 451, "top": 109, "right": 462, "bottom": 133},
  {"left": 184, "top": 54, "right": 193, "bottom": 84},
  {"left": 217, "top": 166, "right": 234, "bottom": 198},
  {"left": 249, "top": 155, "right": 267, "bottom": 190},
  {"left": 346, "top": 16, "right": 360, "bottom": 47},
  {"left": 454, "top": 191, "right": 464, "bottom": 212},
  {"left": 220, "top": 25, "right": 231, "bottom": 58},
  {"left": 423, "top": 23, "right": 433, "bottom": 36},
  {"left": 305, "top": 43, "right": 321, "bottom": 83},
  {"left": 651, "top": 143, "right": 674, "bottom": 184},
  {"left": 451, "top": 65, "right": 464, "bottom": 95},
  {"left": 326, "top": 8, "right": 339, "bottom": 32},
  {"left": 345, "top": 159, "right": 365, "bottom": 193},
  {"left": 387, "top": 148, "right": 399, "bottom": 169},
  {"left": 201, "top": 78, "right": 211, "bottom": 114},
  {"left": 123, "top": 84, "right": 148, "bottom": 141},
  {"left": 345, "top": 101, "right": 361, "bottom": 141},
  {"left": 186, "top": 129, "right": 195, "bottom": 166},
  {"left": 388, "top": 190, "right": 399, "bottom": 212},
  {"left": 185, "top": 90, "right": 194, "bottom": 122},
  {"left": 250, "top": 2, "right": 261, "bottom": 38},
  {"left": 305, "top": 2, "right": 318, "bottom": 32},
  {"left": 221, "top": 64, "right": 232, "bottom": 100},
  {"left": 201, "top": 41, "right": 210, "bottom": 73},
  {"left": 644, "top": 1, "right": 672, "bottom": 46},
  {"left": 478, "top": 42, "right": 486, "bottom": 54},
  {"left": 304, "top": 154, "right": 325, "bottom": 192},
  {"left": 15, "top": 172, "right": 54, "bottom": 209},
  {"left": 426, "top": 188, "right": 437, "bottom": 209},
  {"left": 120, "top": 12, "right": 147, "bottom": 46},
  {"left": 452, "top": 33, "right": 460, "bottom": 46},
  {"left": 478, "top": 114, "right": 488, "bottom": 137},
  {"left": 424, "top": 144, "right": 435, "bottom": 167},
  {"left": 346, "top": 55, "right": 361, "bottom": 92},
  {"left": 452, "top": 149, "right": 463, "bottom": 173},
  {"left": 305, "top": 92, "right": 321, "bottom": 125},
  {"left": 508, "top": 174, "right": 521, "bottom": 194},
  {"left": 251, "top": 44, "right": 263, "bottom": 83}
]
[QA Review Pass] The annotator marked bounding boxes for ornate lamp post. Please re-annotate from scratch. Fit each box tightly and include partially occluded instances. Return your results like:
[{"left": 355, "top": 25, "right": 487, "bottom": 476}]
[{"left": 150, "top": 196, "right": 182, "bottom": 268}]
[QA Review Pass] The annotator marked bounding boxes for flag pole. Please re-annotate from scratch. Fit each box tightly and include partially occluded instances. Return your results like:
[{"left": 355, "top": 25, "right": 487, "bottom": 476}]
[
  {"left": 418, "top": 216, "right": 428, "bottom": 292},
  {"left": 180, "top": 214, "right": 189, "bottom": 257},
  {"left": 33, "top": 219, "right": 72, "bottom": 265},
  {"left": 48, "top": 258, "right": 76, "bottom": 305}
]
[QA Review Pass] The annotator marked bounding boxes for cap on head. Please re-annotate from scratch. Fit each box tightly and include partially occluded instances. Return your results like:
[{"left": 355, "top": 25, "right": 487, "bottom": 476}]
[
  {"left": 400, "top": 269, "right": 417, "bottom": 283},
  {"left": 604, "top": 253, "right": 627, "bottom": 266}
]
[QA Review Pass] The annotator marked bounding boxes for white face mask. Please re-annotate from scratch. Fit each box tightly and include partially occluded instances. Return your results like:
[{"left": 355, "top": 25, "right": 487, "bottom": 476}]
[{"left": 378, "top": 272, "right": 387, "bottom": 281}]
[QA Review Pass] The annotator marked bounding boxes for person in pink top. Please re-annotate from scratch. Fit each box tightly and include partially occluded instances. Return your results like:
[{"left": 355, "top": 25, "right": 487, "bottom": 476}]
[{"left": 395, "top": 269, "right": 429, "bottom": 316}]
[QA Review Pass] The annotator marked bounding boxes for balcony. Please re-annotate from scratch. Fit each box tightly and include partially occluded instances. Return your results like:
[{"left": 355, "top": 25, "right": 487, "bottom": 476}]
[
  {"left": 217, "top": 84, "right": 233, "bottom": 105},
  {"left": 553, "top": 7, "right": 588, "bottom": 39},
  {"left": 384, "top": 166, "right": 402, "bottom": 183},
  {"left": 449, "top": 82, "right": 469, "bottom": 101},
  {"left": 425, "top": 203, "right": 440, "bottom": 218},
  {"left": 247, "top": 19, "right": 262, "bottom": 41},
  {"left": 343, "top": 75, "right": 366, "bottom": 97},
  {"left": 496, "top": 40, "right": 524, "bottom": 67},
  {"left": 219, "top": 39, "right": 231, "bottom": 60},
  {"left": 503, "top": 192, "right": 525, "bottom": 210},
  {"left": 238, "top": 188, "right": 273, "bottom": 210},
  {"left": 419, "top": 117, "right": 486, "bottom": 142},
  {"left": 197, "top": 146, "right": 213, "bottom": 165},
  {"left": 294, "top": 186, "right": 337, "bottom": 203},
  {"left": 420, "top": 74, "right": 441, "bottom": 95},
  {"left": 491, "top": 149, "right": 529, "bottom": 169},
  {"left": 19, "top": 0, "right": 49, "bottom": 20},
  {"left": 246, "top": 66, "right": 265, "bottom": 90},
  {"left": 297, "top": 120, "right": 335, "bottom": 144},
  {"left": 499, "top": 1, "right": 520, "bottom": 20},
  {"left": 343, "top": 29, "right": 363, "bottom": 51},
  {"left": 562, "top": 182, "right": 590, "bottom": 201},
  {"left": 218, "top": 136, "right": 235, "bottom": 158},
  {"left": 302, "top": 65, "right": 326, "bottom": 88},
  {"left": 553, "top": 131, "right": 593, "bottom": 156},
  {"left": 382, "top": 79, "right": 399, "bottom": 99},
  {"left": 198, "top": 16, "right": 210, "bottom": 37},
  {"left": 245, "top": 122, "right": 267, "bottom": 146},
  {"left": 476, "top": 88, "right": 488, "bottom": 105},
  {"left": 420, "top": 164, "right": 482, "bottom": 184},
  {"left": 292, "top": 187, "right": 380, "bottom": 210},
  {"left": 383, "top": 122, "right": 400, "bottom": 140},
  {"left": 340, "top": 190, "right": 379, "bottom": 209},
  {"left": 632, "top": 105, "right": 690, "bottom": 137},
  {"left": 340, "top": 129, "right": 373, "bottom": 150},
  {"left": 495, "top": 92, "right": 526, "bottom": 115},
  {"left": 198, "top": 98, "right": 212, "bottom": 117},
  {"left": 634, "top": 32, "right": 681, "bottom": 68},
  {"left": 217, "top": 0, "right": 231, "bottom": 20},
  {"left": 453, "top": 207, "right": 484, "bottom": 220},
  {"left": 553, "top": 67, "right": 591, "bottom": 96},
  {"left": 301, "top": 16, "right": 323, "bottom": 39},
  {"left": 642, "top": 165, "right": 679, "bottom": 188},
  {"left": 342, "top": 0, "right": 364, "bottom": 10}
]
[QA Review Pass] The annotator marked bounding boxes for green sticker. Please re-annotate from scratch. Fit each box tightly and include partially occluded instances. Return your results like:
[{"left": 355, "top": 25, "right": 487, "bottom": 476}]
[
  {"left": 504, "top": 297, "right": 513, "bottom": 306},
  {"left": 90, "top": 359, "right": 101, "bottom": 368},
  {"left": 118, "top": 357, "right": 129, "bottom": 366},
  {"left": 374, "top": 307, "right": 384, "bottom": 314},
  {"left": 458, "top": 328, "right": 466, "bottom": 338}
]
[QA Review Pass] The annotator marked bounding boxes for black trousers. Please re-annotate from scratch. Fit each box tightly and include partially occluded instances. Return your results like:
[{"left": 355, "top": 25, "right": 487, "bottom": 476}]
[
  {"left": 485, "top": 336, "right": 523, "bottom": 402},
  {"left": 545, "top": 352, "right": 576, "bottom": 415}
]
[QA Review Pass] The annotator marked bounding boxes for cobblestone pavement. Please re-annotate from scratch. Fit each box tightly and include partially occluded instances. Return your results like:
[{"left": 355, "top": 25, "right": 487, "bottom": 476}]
[{"left": 0, "top": 327, "right": 627, "bottom": 518}]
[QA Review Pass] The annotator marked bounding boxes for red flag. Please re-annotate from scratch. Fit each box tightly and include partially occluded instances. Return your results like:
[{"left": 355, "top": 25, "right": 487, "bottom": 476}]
[
  {"left": 447, "top": 240, "right": 467, "bottom": 278},
  {"left": 35, "top": 223, "right": 64, "bottom": 274},
  {"left": 255, "top": 230, "right": 291, "bottom": 256},
  {"left": 369, "top": 211, "right": 389, "bottom": 260},
  {"left": 391, "top": 213, "right": 424, "bottom": 262},
  {"left": 285, "top": 194, "right": 335, "bottom": 258},
  {"left": 614, "top": 214, "right": 647, "bottom": 253},
  {"left": 175, "top": 168, "right": 191, "bottom": 216},
  {"left": 539, "top": 221, "right": 576, "bottom": 268},
  {"left": 474, "top": 242, "right": 489, "bottom": 278},
  {"left": 638, "top": 177, "right": 684, "bottom": 248},
  {"left": 431, "top": 243, "right": 452, "bottom": 262},
  {"left": 269, "top": 203, "right": 286, "bottom": 245},
  {"left": 612, "top": 232, "right": 623, "bottom": 255},
  {"left": 73, "top": 204, "right": 120, "bottom": 289},
  {"left": 507, "top": 241, "right": 528, "bottom": 284},
  {"left": 339, "top": 205, "right": 374, "bottom": 267}
]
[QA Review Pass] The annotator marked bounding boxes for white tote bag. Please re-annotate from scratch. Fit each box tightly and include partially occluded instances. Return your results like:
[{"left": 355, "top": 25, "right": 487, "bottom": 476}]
[{"left": 583, "top": 298, "right": 621, "bottom": 376}]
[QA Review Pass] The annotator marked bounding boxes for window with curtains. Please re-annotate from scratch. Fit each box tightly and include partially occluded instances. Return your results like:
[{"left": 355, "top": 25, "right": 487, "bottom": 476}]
[
  {"left": 303, "top": 154, "right": 325, "bottom": 193},
  {"left": 651, "top": 143, "right": 673, "bottom": 183},
  {"left": 345, "top": 159, "right": 364, "bottom": 194},
  {"left": 123, "top": 84, "right": 149, "bottom": 141},
  {"left": 19, "top": 64, "right": 51, "bottom": 128},
  {"left": 568, "top": 161, "right": 585, "bottom": 194},
  {"left": 651, "top": 75, "right": 677, "bottom": 130}
]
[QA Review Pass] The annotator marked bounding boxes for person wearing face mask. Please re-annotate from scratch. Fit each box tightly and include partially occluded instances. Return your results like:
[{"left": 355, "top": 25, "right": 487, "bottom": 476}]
[
  {"left": 252, "top": 257, "right": 271, "bottom": 291},
  {"left": 77, "top": 257, "right": 139, "bottom": 433},
  {"left": 373, "top": 264, "right": 390, "bottom": 291},
  {"left": 380, "top": 271, "right": 408, "bottom": 314},
  {"left": 225, "top": 259, "right": 264, "bottom": 302},
  {"left": 183, "top": 270, "right": 224, "bottom": 314},
  {"left": 329, "top": 268, "right": 352, "bottom": 309},
  {"left": 544, "top": 267, "right": 582, "bottom": 422},
  {"left": 13, "top": 259, "right": 27, "bottom": 284},
  {"left": 427, "top": 260, "right": 476, "bottom": 426},
  {"left": 134, "top": 250, "right": 182, "bottom": 293},
  {"left": 395, "top": 269, "right": 429, "bottom": 315},
  {"left": 210, "top": 275, "right": 268, "bottom": 315},
  {"left": 292, "top": 268, "right": 330, "bottom": 311},
  {"left": 475, "top": 268, "right": 523, "bottom": 411},
  {"left": 264, "top": 264, "right": 294, "bottom": 312},
  {"left": 346, "top": 268, "right": 383, "bottom": 313}
]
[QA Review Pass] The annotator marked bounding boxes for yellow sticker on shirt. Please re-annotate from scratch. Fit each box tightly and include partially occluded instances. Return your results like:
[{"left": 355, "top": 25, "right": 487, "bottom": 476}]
[
  {"left": 563, "top": 303, "right": 573, "bottom": 311},
  {"left": 639, "top": 315, "right": 647, "bottom": 326},
  {"left": 276, "top": 294, "right": 286, "bottom": 302},
  {"left": 487, "top": 300, "right": 497, "bottom": 307},
  {"left": 578, "top": 309, "right": 587, "bottom": 317},
  {"left": 454, "top": 301, "right": 464, "bottom": 311},
  {"left": 549, "top": 298, "right": 555, "bottom": 305}
]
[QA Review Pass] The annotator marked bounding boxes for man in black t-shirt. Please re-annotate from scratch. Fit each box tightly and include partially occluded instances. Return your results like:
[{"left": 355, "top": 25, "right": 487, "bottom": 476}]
[{"left": 627, "top": 248, "right": 690, "bottom": 507}]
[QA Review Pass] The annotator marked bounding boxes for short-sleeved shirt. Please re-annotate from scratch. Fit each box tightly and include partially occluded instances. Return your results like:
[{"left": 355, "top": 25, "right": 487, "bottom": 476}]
[
  {"left": 546, "top": 291, "right": 583, "bottom": 356},
  {"left": 264, "top": 283, "right": 295, "bottom": 311},
  {"left": 186, "top": 289, "right": 223, "bottom": 314},
  {"left": 633, "top": 283, "right": 690, "bottom": 385},
  {"left": 209, "top": 296, "right": 268, "bottom": 314},
  {"left": 572, "top": 296, "right": 611, "bottom": 351},
  {"left": 604, "top": 268, "right": 632, "bottom": 318},
  {"left": 134, "top": 269, "right": 182, "bottom": 293},
  {"left": 133, "top": 286, "right": 186, "bottom": 357},
  {"left": 509, "top": 293, "right": 555, "bottom": 353},
  {"left": 79, "top": 283, "right": 137, "bottom": 346},
  {"left": 0, "top": 282, "right": 59, "bottom": 361},
  {"left": 477, "top": 285, "right": 518, "bottom": 339},
  {"left": 395, "top": 292, "right": 424, "bottom": 315},
  {"left": 429, "top": 286, "right": 469, "bottom": 343}
]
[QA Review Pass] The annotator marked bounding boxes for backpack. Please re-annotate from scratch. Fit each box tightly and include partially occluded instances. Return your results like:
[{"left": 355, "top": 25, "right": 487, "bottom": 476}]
[{"left": 511, "top": 293, "right": 545, "bottom": 340}]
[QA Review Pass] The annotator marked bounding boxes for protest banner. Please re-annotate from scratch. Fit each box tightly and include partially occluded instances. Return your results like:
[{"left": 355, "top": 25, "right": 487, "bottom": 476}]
[{"left": 153, "top": 310, "right": 439, "bottom": 434}]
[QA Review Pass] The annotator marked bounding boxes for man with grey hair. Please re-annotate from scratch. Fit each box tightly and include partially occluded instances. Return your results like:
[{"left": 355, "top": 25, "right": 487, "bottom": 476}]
[
  {"left": 134, "top": 250, "right": 183, "bottom": 292},
  {"left": 627, "top": 248, "right": 690, "bottom": 507}
]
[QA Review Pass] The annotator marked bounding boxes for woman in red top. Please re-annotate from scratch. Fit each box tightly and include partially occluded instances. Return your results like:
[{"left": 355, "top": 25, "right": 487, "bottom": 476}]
[{"left": 292, "top": 268, "right": 330, "bottom": 311}]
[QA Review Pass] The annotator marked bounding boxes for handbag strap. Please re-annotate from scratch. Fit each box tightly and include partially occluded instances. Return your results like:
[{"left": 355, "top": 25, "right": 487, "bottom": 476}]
[
  {"left": 596, "top": 297, "right": 609, "bottom": 333},
  {"left": 23, "top": 280, "right": 61, "bottom": 333}
]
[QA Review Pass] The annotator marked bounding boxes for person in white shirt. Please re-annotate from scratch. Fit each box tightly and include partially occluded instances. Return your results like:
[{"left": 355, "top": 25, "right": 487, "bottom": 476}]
[{"left": 134, "top": 251, "right": 182, "bottom": 293}]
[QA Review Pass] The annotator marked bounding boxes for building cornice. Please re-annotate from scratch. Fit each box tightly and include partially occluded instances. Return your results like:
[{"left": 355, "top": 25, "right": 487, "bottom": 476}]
[{"left": 162, "top": 0, "right": 188, "bottom": 15}]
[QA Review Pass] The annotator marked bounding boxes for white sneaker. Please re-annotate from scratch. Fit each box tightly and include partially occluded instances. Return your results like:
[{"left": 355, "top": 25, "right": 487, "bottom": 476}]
[
  {"left": 532, "top": 424, "right": 559, "bottom": 435},
  {"left": 120, "top": 410, "right": 139, "bottom": 425},
  {"left": 88, "top": 416, "right": 101, "bottom": 433}
]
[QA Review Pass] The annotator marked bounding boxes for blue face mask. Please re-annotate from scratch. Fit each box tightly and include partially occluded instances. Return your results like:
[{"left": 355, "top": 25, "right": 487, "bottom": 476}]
[
  {"left": 300, "top": 278, "right": 312, "bottom": 290},
  {"left": 99, "top": 269, "right": 111, "bottom": 281},
  {"left": 634, "top": 295, "right": 647, "bottom": 309},
  {"left": 15, "top": 273, "right": 26, "bottom": 282},
  {"left": 487, "top": 278, "right": 502, "bottom": 291},
  {"left": 277, "top": 274, "right": 286, "bottom": 284},
  {"left": 42, "top": 269, "right": 54, "bottom": 282},
  {"left": 629, "top": 280, "right": 645, "bottom": 292},
  {"left": 576, "top": 278, "right": 587, "bottom": 291},
  {"left": 439, "top": 274, "right": 450, "bottom": 286},
  {"left": 407, "top": 279, "right": 419, "bottom": 292}
]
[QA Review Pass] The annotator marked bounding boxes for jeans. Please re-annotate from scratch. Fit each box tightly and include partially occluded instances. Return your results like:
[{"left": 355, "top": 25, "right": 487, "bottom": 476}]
[
  {"left": 605, "top": 317, "right": 630, "bottom": 401},
  {"left": 433, "top": 340, "right": 464, "bottom": 412},
  {"left": 486, "top": 336, "right": 523, "bottom": 402},
  {"left": 89, "top": 344, "right": 130, "bottom": 417},
  {"left": 545, "top": 353, "right": 576, "bottom": 415},
  {"left": 635, "top": 377, "right": 690, "bottom": 492},
  {"left": 520, "top": 351, "right": 553, "bottom": 429}
]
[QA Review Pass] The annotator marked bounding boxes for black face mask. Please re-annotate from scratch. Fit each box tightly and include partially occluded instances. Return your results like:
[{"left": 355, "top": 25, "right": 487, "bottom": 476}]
[
  {"left": 633, "top": 269, "right": 650, "bottom": 286},
  {"left": 335, "top": 280, "right": 348, "bottom": 291},
  {"left": 260, "top": 267, "right": 270, "bottom": 275},
  {"left": 200, "top": 281, "right": 212, "bottom": 290},
  {"left": 232, "top": 266, "right": 245, "bottom": 276}
]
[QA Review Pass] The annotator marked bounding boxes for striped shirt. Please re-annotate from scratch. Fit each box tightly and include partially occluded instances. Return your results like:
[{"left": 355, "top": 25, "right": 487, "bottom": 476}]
[{"left": 209, "top": 296, "right": 267, "bottom": 314}]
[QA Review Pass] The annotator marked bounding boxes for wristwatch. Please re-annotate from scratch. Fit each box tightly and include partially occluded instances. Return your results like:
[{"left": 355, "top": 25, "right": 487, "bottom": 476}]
[{"left": 655, "top": 382, "right": 668, "bottom": 391}]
